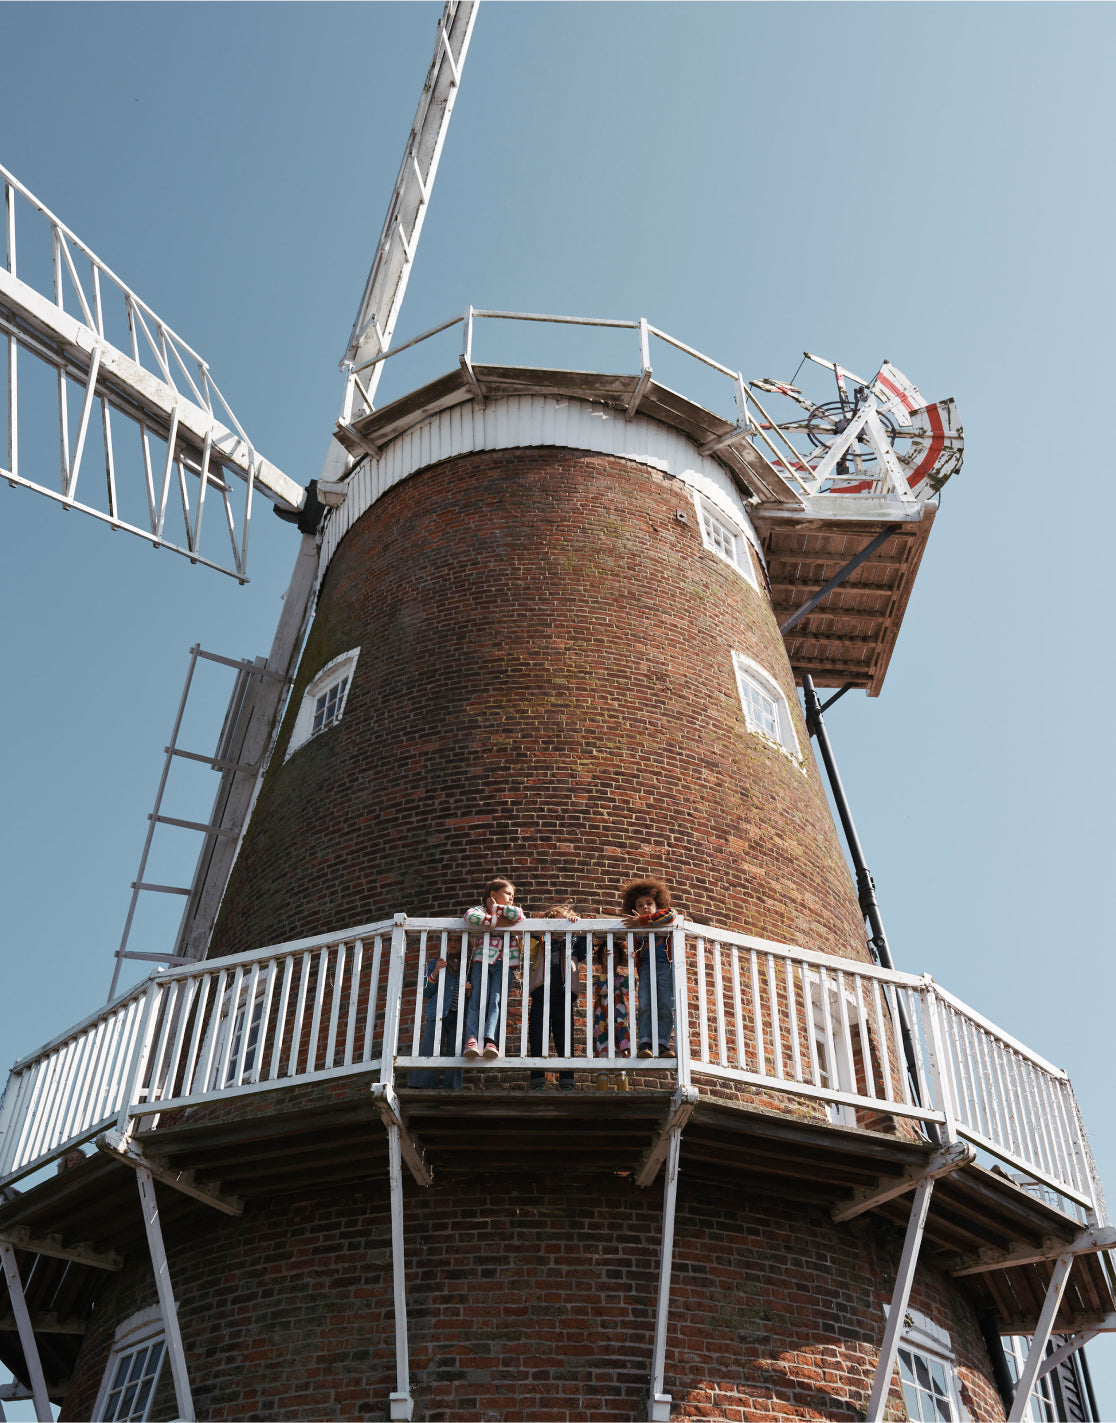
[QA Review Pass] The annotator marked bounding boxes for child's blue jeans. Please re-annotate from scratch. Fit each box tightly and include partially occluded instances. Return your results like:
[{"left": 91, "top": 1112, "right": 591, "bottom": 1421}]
[
  {"left": 637, "top": 942, "right": 675, "bottom": 1053},
  {"left": 464, "top": 958, "right": 502, "bottom": 1045}
]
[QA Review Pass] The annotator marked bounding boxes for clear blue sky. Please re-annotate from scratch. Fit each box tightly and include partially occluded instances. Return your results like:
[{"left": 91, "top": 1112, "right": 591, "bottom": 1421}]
[{"left": 1, "top": 2, "right": 1114, "bottom": 1415}]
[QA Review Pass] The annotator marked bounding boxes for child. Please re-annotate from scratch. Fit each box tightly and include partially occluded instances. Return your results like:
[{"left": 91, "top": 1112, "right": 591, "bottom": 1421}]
[
  {"left": 407, "top": 950, "right": 464, "bottom": 1089},
  {"left": 462, "top": 877, "right": 525, "bottom": 1059},
  {"left": 621, "top": 878, "right": 681, "bottom": 1058},
  {"left": 526, "top": 903, "right": 587, "bottom": 1091}
]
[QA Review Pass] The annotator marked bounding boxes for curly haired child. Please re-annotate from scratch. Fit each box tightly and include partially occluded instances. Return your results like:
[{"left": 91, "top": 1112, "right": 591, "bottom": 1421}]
[{"left": 621, "top": 877, "right": 681, "bottom": 1058}]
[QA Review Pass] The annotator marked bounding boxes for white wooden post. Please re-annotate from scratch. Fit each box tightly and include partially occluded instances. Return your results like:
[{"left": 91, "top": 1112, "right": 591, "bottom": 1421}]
[
  {"left": 922, "top": 987, "right": 957, "bottom": 1144},
  {"left": 865, "top": 1176, "right": 935, "bottom": 1421},
  {"left": 135, "top": 1166, "right": 195, "bottom": 1422},
  {"left": 1006, "top": 1253, "right": 1075, "bottom": 1422},
  {"left": 380, "top": 915, "right": 414, "bottom": 1420},
  {"left": 387, "top": 1122, "right": 414, "bottom": 1421},
  {"left": 114, "top": 979, "right": 163, "bottom": 1137},
  {"left": 647, "top": 1125, "right": 682, "bottom": 1422},
  {"left": 379, "top": 916, "right": 408, "bottom": 1088},
  {"left": 0, "top": 1241, "right": 51, "bottom": 1421},
  {"left": 672, "top": 925, "right": 690, "bottom": 1092}
]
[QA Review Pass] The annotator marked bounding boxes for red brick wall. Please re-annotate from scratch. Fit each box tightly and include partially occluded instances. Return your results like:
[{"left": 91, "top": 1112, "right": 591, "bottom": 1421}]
[
  {"left": 59, "top": 1169, "right": 1005, "bottom": 1421},
  {"left": 211, "top": 448, "right": 867, "bottom": 964}
]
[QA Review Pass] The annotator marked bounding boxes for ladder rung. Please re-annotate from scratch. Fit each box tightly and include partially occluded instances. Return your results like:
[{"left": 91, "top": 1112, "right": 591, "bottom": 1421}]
[
  {"left": 150, "top": 814, "right": 238, "bottom": 838},
  {"left": 167, "top": 746, "right": 260, "bottom": 774},
  {"left": 132, "top": 882, "right": 192, "bottom": 895}
]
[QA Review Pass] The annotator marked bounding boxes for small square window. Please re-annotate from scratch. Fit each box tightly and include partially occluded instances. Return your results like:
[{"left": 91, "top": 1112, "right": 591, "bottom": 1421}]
[
  {"left": 286, "top": 649, "right": 360, "bottom": 759},
  {"left": 731, "top": 653, "right": 801, "bottom": 762},
  {"left": 694, "top": 493, "right": 759, "bottom": 588}
]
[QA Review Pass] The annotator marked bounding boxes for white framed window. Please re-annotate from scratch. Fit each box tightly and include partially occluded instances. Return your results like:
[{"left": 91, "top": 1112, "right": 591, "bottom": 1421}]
[
  {"left": 694, "top": 492, "right": 758, "bottom": 589},
  {"left": 731, "top": 653, "right": 801, "bottom": 762},
  {"left": 889, "top": 1308, "right": 968, "bottom": 1422},
  {"left": 285, "top": 647, "right": 360, "bottom": 759},
  {"left": 92, "top": 1307, "right": 166, "bottom": 1423}
]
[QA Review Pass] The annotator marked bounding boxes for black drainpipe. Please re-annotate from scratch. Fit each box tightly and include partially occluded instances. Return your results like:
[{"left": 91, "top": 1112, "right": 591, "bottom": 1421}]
[{"left": 801, "top": 674, "right": 934, "bottom": 1133}]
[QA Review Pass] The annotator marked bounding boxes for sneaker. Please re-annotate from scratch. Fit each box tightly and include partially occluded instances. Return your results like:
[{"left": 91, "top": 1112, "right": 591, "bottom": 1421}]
[
  {"left": 463, "top": 1037, "right": 481, "bottom": 1059},
  {"left": 482, "top": 1040, "right": 500, "bottom": 1059},
  {"left": 638, "top": 1044, "right": 654, "bottom": 1059},
  {"left": 559, "top": 1080, "right": 575, "bottom": 1092},
  {"left": 529, "top": 1079, "right": 545, "bottom": 1092}
]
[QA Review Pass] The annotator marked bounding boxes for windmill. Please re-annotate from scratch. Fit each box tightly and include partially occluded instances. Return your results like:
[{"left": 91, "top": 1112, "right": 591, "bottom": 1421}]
[{"left": 0, "top": 7, "right": 1111, "bottom": 1423}]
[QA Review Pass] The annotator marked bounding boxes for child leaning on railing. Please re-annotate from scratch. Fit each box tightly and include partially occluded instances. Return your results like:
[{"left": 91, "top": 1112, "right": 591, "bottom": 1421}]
[
  {"left": 621, "top": 878, "right": 681, "bottom": 1058},
  {"left": 462, "top": 876, "right": 525, "bottom": 1060}
]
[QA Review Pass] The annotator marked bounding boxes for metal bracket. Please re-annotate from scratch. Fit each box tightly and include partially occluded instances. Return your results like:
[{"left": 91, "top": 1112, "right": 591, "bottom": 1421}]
[
  {"left": 0, "top": 1227, "right": 122, "bottom": 1271},
  {"left": 832, "top": 1142, "right": 972, "bottom": 1223},
  {"left": 952, "top": 1222, "right": 1116, "bottom": 1276},
  {"left": 780, "top": 526, "right": 896, "bottom": 636},
  {"left": 635, "top": 1085, "right": 699, "bottom": 1189},
  {"left": 371, "top": 1083, "right": 431, "bottom": 1188},
  {"left": 96, "top": 1131, "right": 243, "bottom": 1216}
]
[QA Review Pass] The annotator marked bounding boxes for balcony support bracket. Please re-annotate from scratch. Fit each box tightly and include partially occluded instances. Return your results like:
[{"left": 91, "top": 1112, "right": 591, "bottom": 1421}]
[
  {"left": 372, "top": 1083, "right": 431, "bottom": 1188},
  {"left": 97, "top": 1130, "right": 243, "bottom": 1216},
  {"left": 866, "top": 1176, "right": 935, "bottom": 1420},
  {"left": 647, "top": 1123, "right": 682, "bottom": 1423},
  {"left": 636, "top": 1085, "right": 699, "bottom": 1190},
  {"left": 832, "top": 1142, "right": 972, "bottom": 1224},
  {"left": 0, "top": 1240, "right": 52, "bottom": 1421},
  {"left": 952, "top": 1222, "right": 1116, "bottom": 1276},
  {"left": 1007, "top": 1252, "right": 1075, "bottom": 1421},
  {"left": 0, "top": 1226, "right": 123, "bottom": 1271},
  {"left": 135, "top": 1165, "right": 196, "bottom": 1422}
]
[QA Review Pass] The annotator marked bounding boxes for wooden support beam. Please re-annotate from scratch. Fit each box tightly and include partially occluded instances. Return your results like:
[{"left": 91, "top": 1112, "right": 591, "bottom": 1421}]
[
  {"left": 0, "top": 1380, "right": 70, "bottom": 1403},
  {"left": 0, "top": 1241, "right": 51, "bottom": 1421},
  {"left": 770, "top": 578, "right": 894, "bottom": 596},
  {"left": 0, "top": 1227, "right": 123, "bottom": 1271},
  {"left": 996, "top": 1309, "right": 1116, "bottom": 1336},
  {"left": 866, "top": 1178, "right": 935, "bottom": 1421},
  {"left": 136, "top": 1167, "right": 195, "bottom": 1422},
  {"left": 1035, "top": 1330, "right": 1100, "bottom": 1383},
  {"left": 1007, "top": 1254, "right": 1075, "bottom": 1421},
  {"left": 0, "top": 1312, "right": 87, "bottom": 1335},
  {"left": 647, "top": 1125, "right": 682, "bottom": 1423},
  {"left": 785, "top": 631, "right": 884, "bottom": 651},
  {"left": 952, "top": 1223, "right": 1116, "bottom": 1277},
  {"left": 371, "top": 1084, "right": 431, "bottom": 1188},
  {"left": 635, "top": 1086, "right": 698, "bottom": 1190},
  {"left": 767, "top": 548, "right": 913, "bottom": 569},
  {"left": 97, "top": 1130, "right": 243, "bottom": 1215},
  {"left": 832, "top": 1142, "right": 972, "bottom": 1224}
]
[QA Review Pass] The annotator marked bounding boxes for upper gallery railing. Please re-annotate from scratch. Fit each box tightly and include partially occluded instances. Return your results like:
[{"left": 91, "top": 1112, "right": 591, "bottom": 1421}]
[{"left": 0, "top": 917, "right": 1098, "bottom": 1218}]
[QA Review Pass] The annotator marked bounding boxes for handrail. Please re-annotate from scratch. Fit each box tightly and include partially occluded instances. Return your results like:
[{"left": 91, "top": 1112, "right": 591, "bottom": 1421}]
[{"left": 0, "top": 916, "right": 1099, "bottom": 1218}]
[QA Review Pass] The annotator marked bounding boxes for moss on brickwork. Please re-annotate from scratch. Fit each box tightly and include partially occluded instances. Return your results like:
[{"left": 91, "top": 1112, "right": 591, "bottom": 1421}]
[{"left": 211, "top": 449, "right": 868, "bottom": 964}]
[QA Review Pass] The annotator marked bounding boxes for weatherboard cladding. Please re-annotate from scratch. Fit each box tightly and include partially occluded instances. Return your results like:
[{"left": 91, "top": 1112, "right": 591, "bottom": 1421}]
[{"left": 319, "top": 393, "right": 764, "bottom": 574}]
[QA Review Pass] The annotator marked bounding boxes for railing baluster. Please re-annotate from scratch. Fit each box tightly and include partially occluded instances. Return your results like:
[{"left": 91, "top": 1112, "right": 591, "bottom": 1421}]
[
  {"left": 852, "top": 976, "right": 875, "bottom": 1100},
  {"left": 252, "top": 961, "right": 278, "bottom": 1085},
  {"left": 268, "top": 959, "right": 293, "bottom": 1081},
  {"left": 870, "top": 978, "right": 893, "bottom": 1102},
  {"left": 343, "top": 941, "right": 364, "bottom": 1069},
  {"left": 818, "top": 967, "right": 837, "bottom": 1100},
  {"left": 785, "top": 959, "right": 803, "bottom": 1084},
  {"left": 696, "top": 937, "right": 708, "bottom": 1066},
  {"left": 835, "top": 971, "right": 856, "bottom": 1101},
  {"left": 804, "top": 970, "right": 821, "bottom": 1088},
  {"left": 364, "top": 936, "right": 384, "bottom": 1061},
  {"left": 767, "top": 954, "right": 784, "bottom": 1081},
  {"left": 412, "top": 934, "right": 428, "bottom": 1057},
  {"left": 326, "top": 943, "right": 347, "bottom": 1070},
  {"left": 749, "top": 949, "right": 765, "bottom": 1078},
  {"left": 305, "top": 948, "right": 329, "bottom": 1075},
  {"left": 883, "top": 982, "right": 914, "bottom": 1107},
  {"left": 713, "top": 942, "right": 727, "bottom": 1067},
  {"left": 731, "top": 947, "right": 745, "bottom": 1072},
  {"left": 287, "top": 956, "right": 311, "bottom": 1078}
]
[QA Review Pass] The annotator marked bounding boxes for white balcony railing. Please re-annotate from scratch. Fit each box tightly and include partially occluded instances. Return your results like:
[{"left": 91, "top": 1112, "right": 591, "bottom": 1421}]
[{"left": 0, "top": 918, "right": 1099, "bottom": 1219}]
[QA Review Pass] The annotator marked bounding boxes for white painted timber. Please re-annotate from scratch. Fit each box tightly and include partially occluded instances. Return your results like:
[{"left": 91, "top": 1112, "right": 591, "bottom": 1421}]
[{"left": 319, "top": 394, "right": 764, "bottom": 574}]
